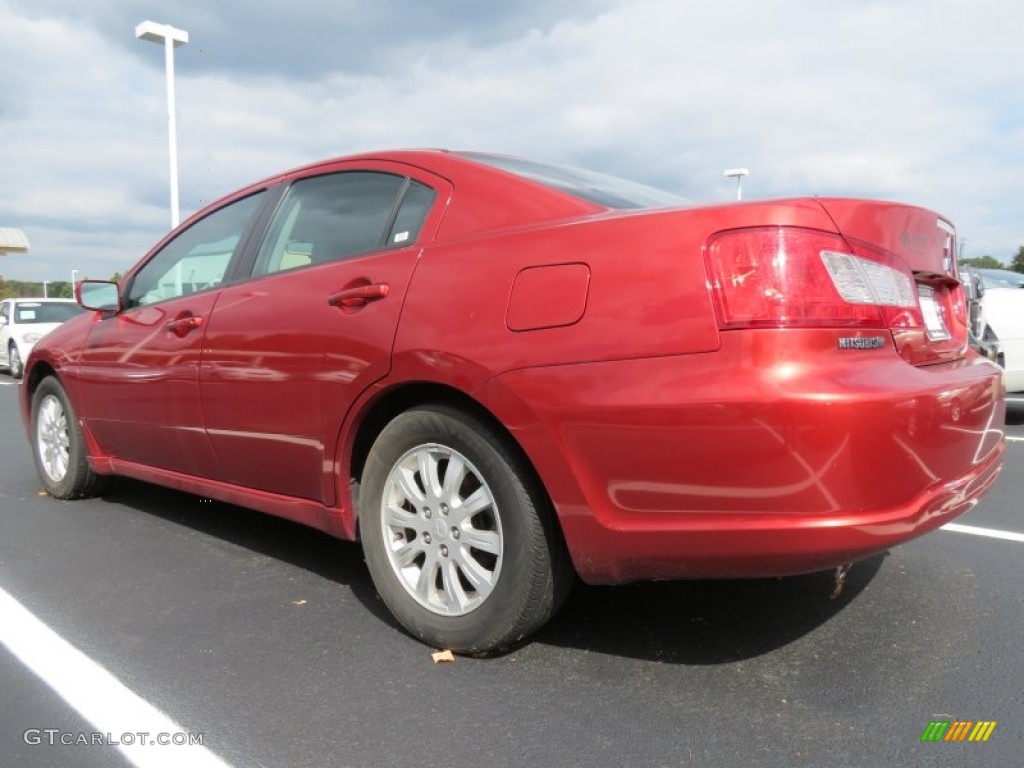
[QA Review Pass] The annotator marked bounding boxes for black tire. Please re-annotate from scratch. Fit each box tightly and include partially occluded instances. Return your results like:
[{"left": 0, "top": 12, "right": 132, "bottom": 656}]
[
  {"left": 8, "top": 344, "right": 23, "bottom": 379},
  {"left": 360, "top": 405, "right": 572, "bottom": 655},
  {"left": 30, "top": 376, "right": 108, "bottom": 499}
]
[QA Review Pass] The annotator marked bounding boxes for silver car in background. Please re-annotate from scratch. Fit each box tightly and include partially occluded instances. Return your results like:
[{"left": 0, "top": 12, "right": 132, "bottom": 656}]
[{"left": 971, "top": 268, "right": 1024, "bottom": 393}]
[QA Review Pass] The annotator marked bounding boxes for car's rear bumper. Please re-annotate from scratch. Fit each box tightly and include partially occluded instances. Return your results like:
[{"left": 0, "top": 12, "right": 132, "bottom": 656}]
[
  {"left": 483, "top": 329, "right": 1006, "bottom": 584},
  {"left": 548, "top": 449, "right": 1000, "bottom": 583}
]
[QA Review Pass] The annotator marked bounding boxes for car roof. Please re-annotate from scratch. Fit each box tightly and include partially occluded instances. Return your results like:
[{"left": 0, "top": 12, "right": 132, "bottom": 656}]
[{"left": 190, "top": 149, "right": 613, "bottom": 243}]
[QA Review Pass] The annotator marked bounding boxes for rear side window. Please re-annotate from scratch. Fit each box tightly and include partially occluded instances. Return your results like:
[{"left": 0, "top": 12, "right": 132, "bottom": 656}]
[
  {"left": 388, "top": 181, "right": 436, "bottom": 246},
  {"left": 254, "top": 172, "right": 426, "bottom": 277}
]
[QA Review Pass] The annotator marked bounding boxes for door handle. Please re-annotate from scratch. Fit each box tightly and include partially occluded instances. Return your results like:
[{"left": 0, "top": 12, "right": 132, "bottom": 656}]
[
  {"left": 327, "top": 283, "right": 390, "bottom": 309},
  {"left": 165, "top": 315, "right": 204, "bottom": 338}
]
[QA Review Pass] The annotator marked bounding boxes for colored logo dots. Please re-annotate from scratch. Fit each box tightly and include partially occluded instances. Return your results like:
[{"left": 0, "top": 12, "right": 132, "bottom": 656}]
[{"left": 921, "top": 720, "right": 997, "bottom": 743}]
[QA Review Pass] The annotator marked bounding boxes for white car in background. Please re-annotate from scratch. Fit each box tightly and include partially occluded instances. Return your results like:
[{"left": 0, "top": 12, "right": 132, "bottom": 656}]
[
  {"left": 0, "top": 298, "right": 85, "bottom": 379},
  {"left": 976, "top": 268, "right": 1024, "bottom": 393}
]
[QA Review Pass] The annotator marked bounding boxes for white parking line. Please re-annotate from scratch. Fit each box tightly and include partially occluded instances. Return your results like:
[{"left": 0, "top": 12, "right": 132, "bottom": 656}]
[
  {"left": 1006, "top": 436, "right": 1024, "bottom": 443},
  {"left": 0, "top": 586, "right": 232, "bottom": 768},
  {"left": 941, "top": 523, "right": 1024, "bottom": 543}
]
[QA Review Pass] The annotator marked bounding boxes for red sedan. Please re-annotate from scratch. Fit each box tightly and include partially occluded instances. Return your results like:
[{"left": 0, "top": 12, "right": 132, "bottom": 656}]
[{"left": 21, "top": 150, "right": 1005, "bottom": 654}]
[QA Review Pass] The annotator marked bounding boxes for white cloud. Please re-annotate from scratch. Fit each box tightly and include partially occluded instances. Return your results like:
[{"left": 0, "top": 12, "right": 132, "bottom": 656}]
[{"left": 1, "top": 0, "right": 1023, "bottom": 281}]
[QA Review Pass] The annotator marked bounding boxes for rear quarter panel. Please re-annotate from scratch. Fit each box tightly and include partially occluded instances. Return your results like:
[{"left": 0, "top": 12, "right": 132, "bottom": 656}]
[
  {"left": 386, "top": 197, "right": 1003, "bottom": 583},
  {"left": 392, "top": 199, "right": 840, "bottom": 379}
]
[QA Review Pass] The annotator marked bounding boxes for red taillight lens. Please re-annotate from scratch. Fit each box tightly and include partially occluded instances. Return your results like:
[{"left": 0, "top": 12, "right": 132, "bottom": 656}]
[
  {"left": 950, "top": 282, "right": 967, "bottom": 326},
  {"left": 705, "top": 227, "right": 923, "bottom": 331}
]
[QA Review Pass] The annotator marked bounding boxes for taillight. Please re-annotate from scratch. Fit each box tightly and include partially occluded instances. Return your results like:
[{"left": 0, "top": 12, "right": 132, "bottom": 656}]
[
  {"left": 950, "top": 282, "right": 967, "bottom": 326},
  {"left": 705, "top": 227, "right": 924, "bottom": 331}
]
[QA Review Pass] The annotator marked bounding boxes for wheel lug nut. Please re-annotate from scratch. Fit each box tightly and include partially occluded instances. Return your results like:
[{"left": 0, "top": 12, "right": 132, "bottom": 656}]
[
  {"left": 451, "top": 528, "right": 460, "bottom": 539},
  {"left": 440, "top": 545, "right": 448, "bottom": 557},
  {"left": 423, "top": 533, "right": 431, "bottom": 544},
  {"left": 440, "top": 504, "right": 448, "bottom": 516},
  {"left": 423, "top": 507, "right": 431, "bottom": 519}
]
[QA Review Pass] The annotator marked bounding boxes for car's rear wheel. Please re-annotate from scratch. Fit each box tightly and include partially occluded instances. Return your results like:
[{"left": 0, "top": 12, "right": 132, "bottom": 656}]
[
  {"left": 360, "top": 405, "right": 572, "bottom": 655},
  {"left": 8, "top": 343, "right": 22, "bottom": 379},
  {"left": 31, "top": 376, "right": 107, "bottom": 499}
]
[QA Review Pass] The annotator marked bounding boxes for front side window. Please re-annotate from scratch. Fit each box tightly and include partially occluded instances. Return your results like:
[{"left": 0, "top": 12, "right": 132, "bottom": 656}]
[
  {"left": 252, "top": 172, "right": 426, "bottom": 277},
  {"left": 127, "top": 191, "right": 266, "bottom": 307}
]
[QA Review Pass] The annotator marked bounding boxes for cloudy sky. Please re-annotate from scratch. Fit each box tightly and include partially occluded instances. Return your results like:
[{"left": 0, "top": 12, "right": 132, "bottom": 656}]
[{"left": 1, "top": 0, "right": 1021, "bottom": 282}]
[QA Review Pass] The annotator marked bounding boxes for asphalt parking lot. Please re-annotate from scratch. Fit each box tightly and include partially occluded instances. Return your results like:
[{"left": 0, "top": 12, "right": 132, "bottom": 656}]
[{"left": 0, "top": 379, "right": 1021, "bottom": 768}]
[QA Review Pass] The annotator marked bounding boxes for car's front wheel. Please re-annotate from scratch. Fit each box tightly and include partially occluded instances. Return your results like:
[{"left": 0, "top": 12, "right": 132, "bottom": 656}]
[
  {"left": 360, "top": 405, "right": 572, "bottom": 655},
  {"left": 31, "top": 376, "right": 107, "bottom": 499},
  {"left": 8, "top": 343, "right": 23, "bottom": 379}
]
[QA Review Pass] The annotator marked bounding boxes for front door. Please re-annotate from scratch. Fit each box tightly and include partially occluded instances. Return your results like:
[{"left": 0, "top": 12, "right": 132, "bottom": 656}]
[{"left": 77, "top": 191, "right": 267, "bottom": 476}]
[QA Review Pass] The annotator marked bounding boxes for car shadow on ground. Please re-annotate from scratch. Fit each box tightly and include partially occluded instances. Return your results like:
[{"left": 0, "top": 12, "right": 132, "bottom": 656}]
[
  {"left": 97, "top": 478, "right": 397, "bottom": 628},
  {"left": 100, "top": 477, "right": 884, "bottom": 663},
  {"left": 1004, "top": 398, "right": 1024, "bottom": 425},
  {"left": 538, "top": 555, "right": 883, "bottom": 663}
]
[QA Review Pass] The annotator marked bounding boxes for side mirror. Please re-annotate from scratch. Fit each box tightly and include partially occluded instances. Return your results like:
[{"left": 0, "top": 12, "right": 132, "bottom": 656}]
[{"left": 77, "top": 280, "right": 121, "bottom": 312}]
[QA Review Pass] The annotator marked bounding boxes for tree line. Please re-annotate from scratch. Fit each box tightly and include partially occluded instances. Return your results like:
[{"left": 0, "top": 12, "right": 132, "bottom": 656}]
[
  {"left": 961, "top": 245, "right": 1024, "bottom": 272},
  {"left": 0, "top": 273, "right": 123, "bottom": 300}
]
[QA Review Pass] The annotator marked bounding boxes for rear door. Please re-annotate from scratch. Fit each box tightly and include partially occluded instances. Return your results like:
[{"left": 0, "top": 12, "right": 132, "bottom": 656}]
[{"left": 199, "top": 163, "right": 448, "bottom": 502}]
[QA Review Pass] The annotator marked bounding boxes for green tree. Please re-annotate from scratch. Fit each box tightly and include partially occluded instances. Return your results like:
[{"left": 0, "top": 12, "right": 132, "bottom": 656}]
[
  {"left": 110, "top": 271, "right": 123, "bottom": 282},
  {"left": 960, "top": 255, "right": 1004, "bottom": 268},
  {"left": 1010, "top": 246, "right": 1024, "bottom": 274}
]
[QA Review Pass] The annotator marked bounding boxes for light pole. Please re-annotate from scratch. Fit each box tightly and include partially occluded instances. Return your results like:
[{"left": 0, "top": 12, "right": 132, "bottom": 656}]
[
  {"left": 70, "top": 269, "right": 79, "bottom": 299},
  {"left": 135, "top": 20, "right": 189, "bottom": 229},
  {"left": 724, "top": 168, "right": 750, "bottom": 201},
  {"left": 42, "top": 280, "right": 50, "bottom": 298}
]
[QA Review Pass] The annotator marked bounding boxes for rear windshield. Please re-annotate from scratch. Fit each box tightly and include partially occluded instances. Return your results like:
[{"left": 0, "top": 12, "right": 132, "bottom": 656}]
[
  {"left": 15, "top": 302, "right": 85, "bottom": 324},
  {"left": 458, "top": 152, "right": 687, "bottom": 210}
]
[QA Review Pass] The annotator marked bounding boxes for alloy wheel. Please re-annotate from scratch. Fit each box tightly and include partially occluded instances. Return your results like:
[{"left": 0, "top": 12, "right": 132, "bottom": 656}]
[
  {"left": 36, "top": 393, "right": 70, "bottom": 483},
  {"left": 380, "top": 443, "right": 504, "bottom": 616}
]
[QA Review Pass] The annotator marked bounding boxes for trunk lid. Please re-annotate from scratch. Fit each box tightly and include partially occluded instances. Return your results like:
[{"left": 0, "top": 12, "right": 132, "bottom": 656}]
[{"left": 815, "top": 198, "right": 967, "bottom": 365}]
